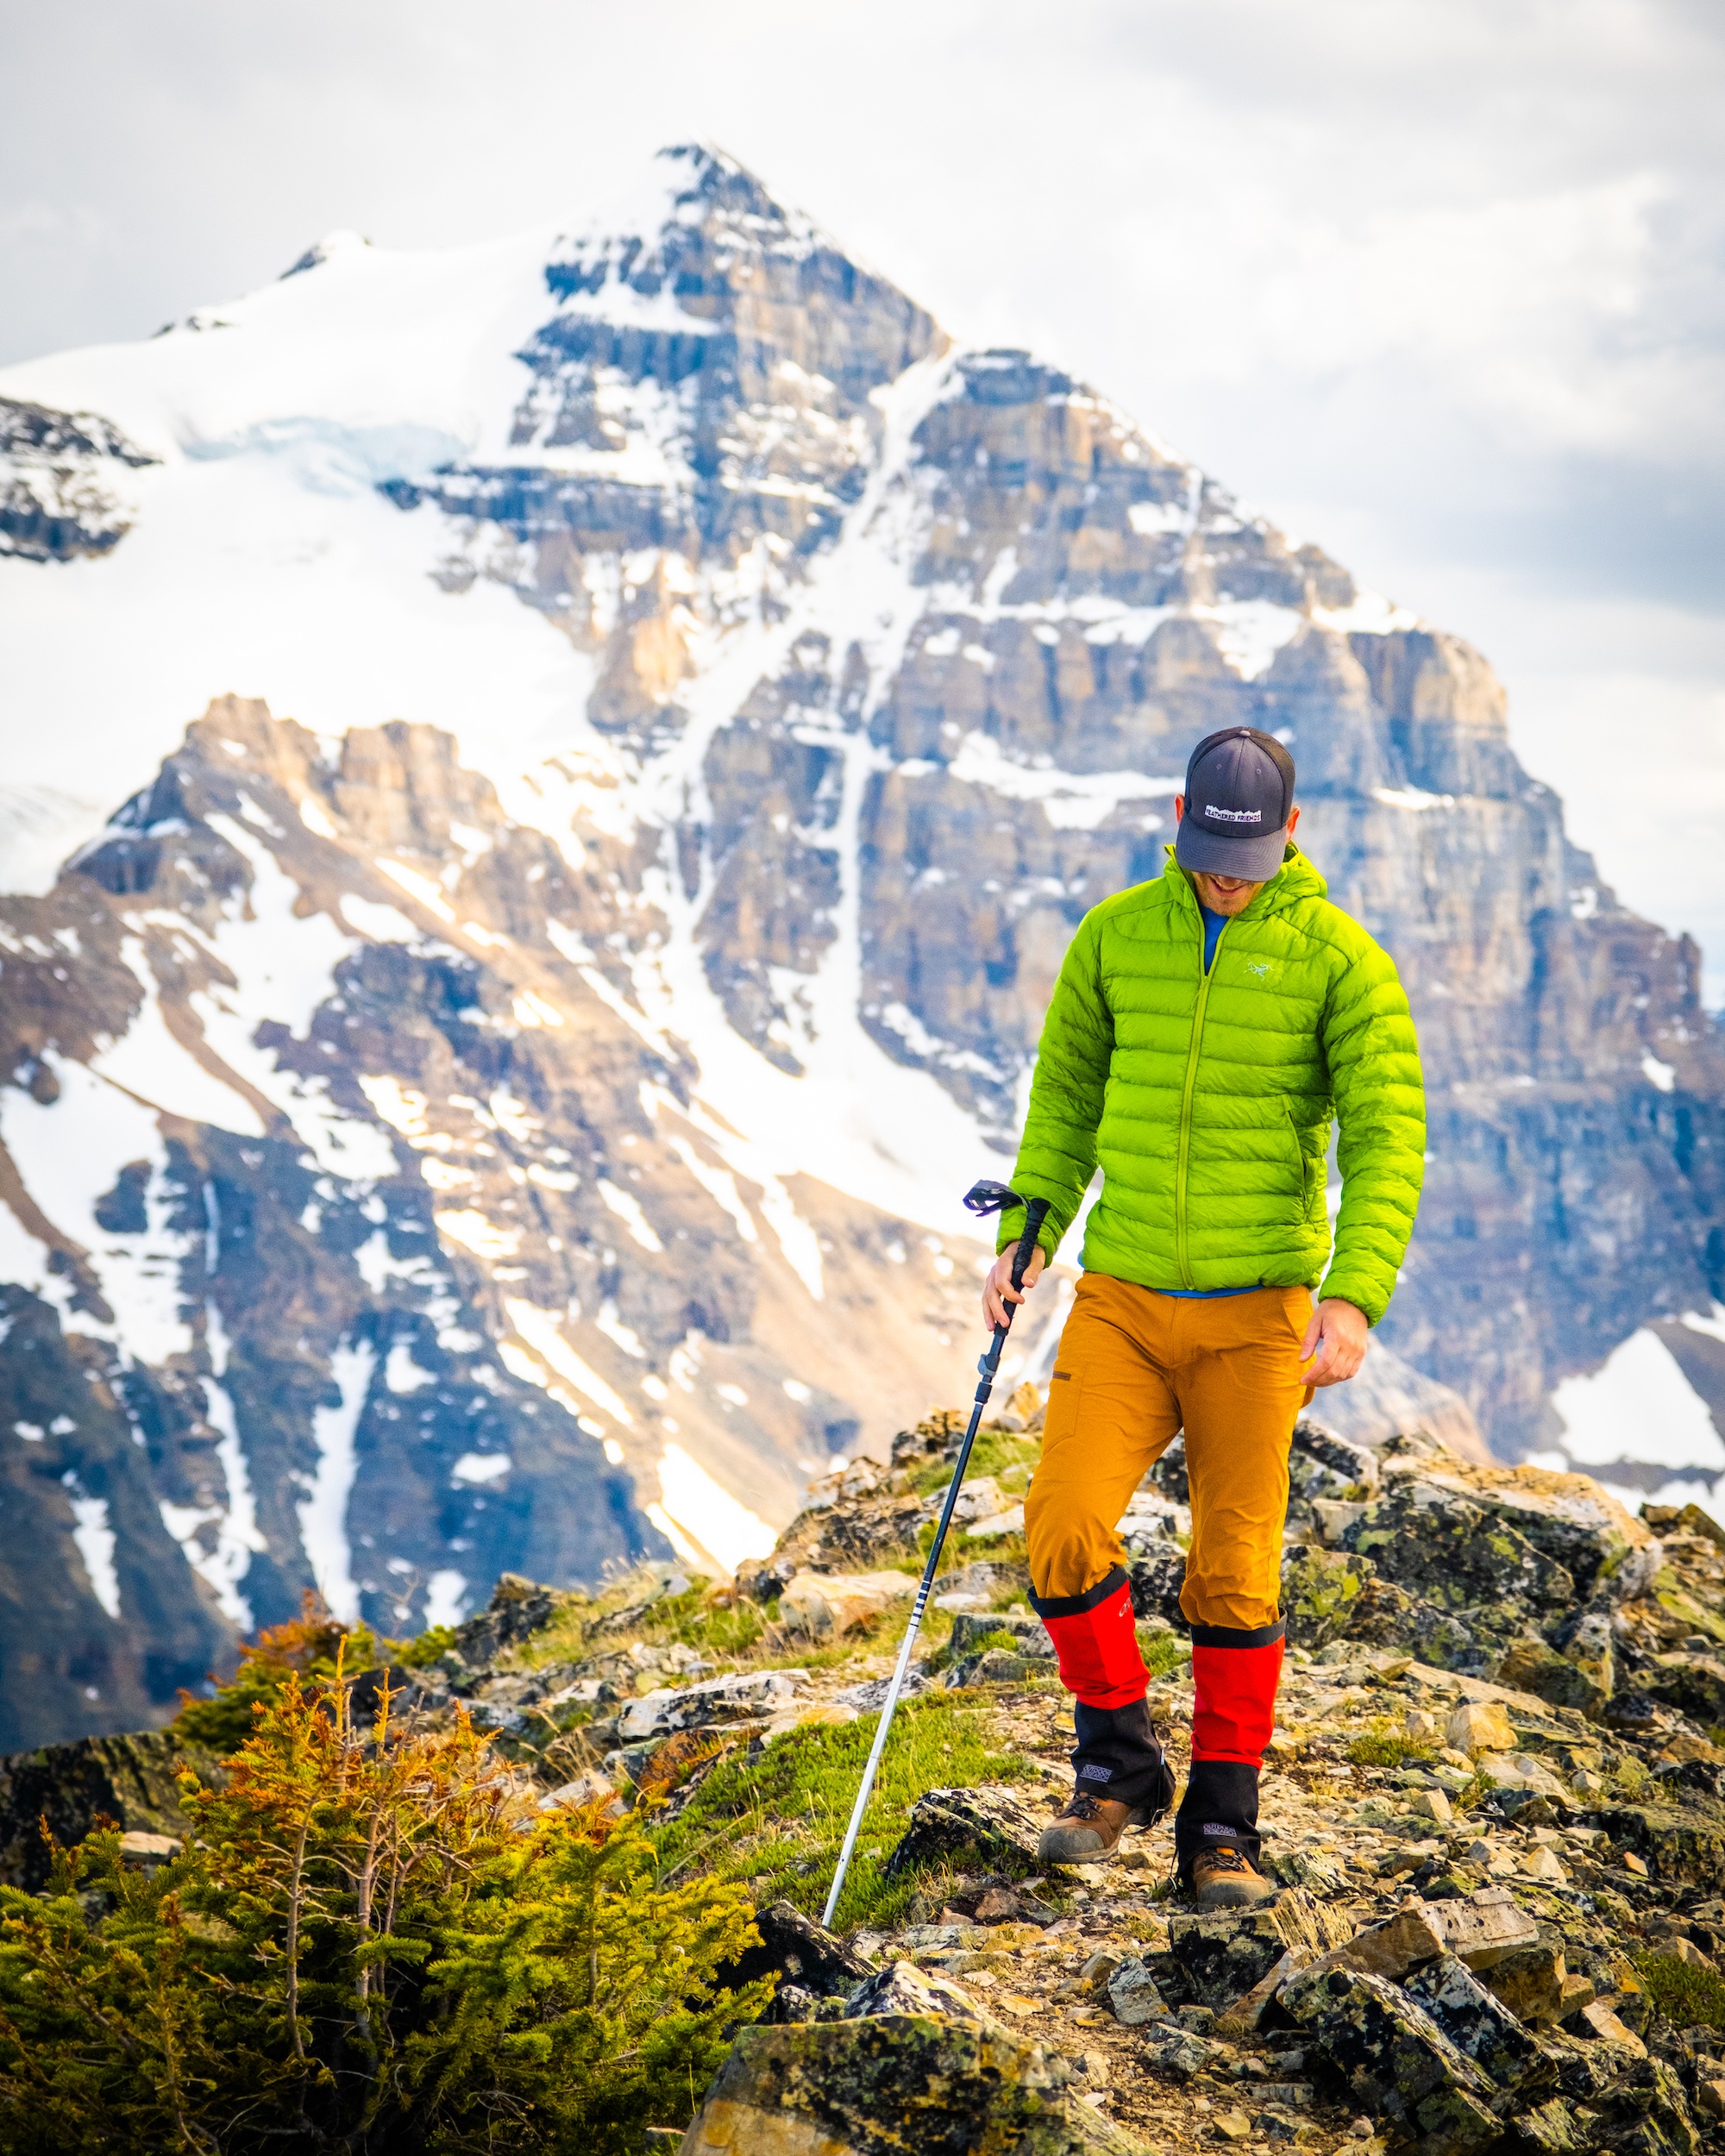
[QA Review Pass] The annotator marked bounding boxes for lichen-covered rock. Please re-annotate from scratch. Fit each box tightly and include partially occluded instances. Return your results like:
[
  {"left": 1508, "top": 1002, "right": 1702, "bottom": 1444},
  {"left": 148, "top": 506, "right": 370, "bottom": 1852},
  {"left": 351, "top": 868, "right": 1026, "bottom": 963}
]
[
  {"left": 944, "top": 1649, "right": 1037, "bottom": 1689},
  {"left": 882, "top": 1783, "right": 1049, "bottom": 1879},
  {"left": 1578, "top": 2058, "right": 1699, "bottom": 2156},
  {"left": 1335, "top": 1482, "right": 1577, "bottom": 1633},
  {"left": 1280, "top": 1964, "right": 1502, "bottom": 2154},
  {"left": 1281, "top": 1545, "right": 1374, "bottom": 1650},
  {"left": 1339, "top": 1572, "right": 1426, "bottom": 1648},
  {"left": 715, "top": 1898, "right": 873, "bottom": 2022},
  {"left": 949, "top": 1609, "right": 1054, "bottom": 1658},
  {"left": 1447, "top": 1700, "right": 1518, "bottom": 1754},
  {"left": 1159, "top": 1896, "right": 1339, "bottom": 2010},
  {"left": 1497, "top": 1635, "right": 1609, "bottom": 1717},
  {"left": 1107, "top": 1956, "right": 1171, "bottom": 2025},
  {"left": 0, "top": 1728, "right": 218, "bottom": 1890},
  {"left": 1547, "top": 1603, "right": 1617, "bottom": 1706},
  {"left": 767, "top": 1493, "right": 944, "bottom": 1582},
  {"left": 1291, "top": 1420, "right": 1381, "bottom": 1493},
  {"left": 1401, "top": 1461, "right": 1652, "bottom": 1603},
  {"left": 843, "top": 1958, "right": 997, "bottom": 2027},
  {"left": 1483, "top": 1941, "right": 1567, "bottom": 2024},
  {"left": 1584, "top": 1802, "right": 1725, "bottom": 1892},
  {"left": 1638, "top": 1651, "right": 1725, "bottom": 1727},
  {"left": 614, "top": 1667, "right": 809, "bottom": 1742},
  {"left": 1141, "top": 2028, "right": 1220, "bottom": 2082},
  {"left": 780, "top": 1570, "right": 917, "bottom": 1637},
  {"left": 1127, "top": 1541, "right": 1188, "bottom": 1626},
  {"left": 680, "top": 2015, "right": 1148, "bottom": 2153},
  {"left": 450, "top": 1573, "right": 584, "bottom": 1668},
  {"left": 1509, "top": 2096, "right": 1590, "bottom": 2154},
  {"left": 1652, "top": 1758, "right": 1725, "bottom": 1806},
  {"left": 1427, "top": 1890, "right": 1543, "bottom": 1971},
  {"left": 1402, "top": 1952, "right": 1552, "bottom": 2089}
]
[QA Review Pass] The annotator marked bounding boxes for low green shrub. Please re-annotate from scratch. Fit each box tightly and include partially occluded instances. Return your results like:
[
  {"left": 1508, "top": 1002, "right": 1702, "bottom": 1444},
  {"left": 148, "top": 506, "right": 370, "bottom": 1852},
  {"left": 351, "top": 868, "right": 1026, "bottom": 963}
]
[
  {"left": 392, "top": 1622, "right": 458, "bottom": 1668},
  {"left": 1346, "top": 1719, "right": 1434, "bottom": 1771},
  {"left": 175, "top": 1600, "right": 464, "bottom": 1754},
  {"left": 1, "top": 1658, "right": 768, "bottom": 2153},
  {"left": 172, "top": 1598, "right": 386, "bottom": 1753}
]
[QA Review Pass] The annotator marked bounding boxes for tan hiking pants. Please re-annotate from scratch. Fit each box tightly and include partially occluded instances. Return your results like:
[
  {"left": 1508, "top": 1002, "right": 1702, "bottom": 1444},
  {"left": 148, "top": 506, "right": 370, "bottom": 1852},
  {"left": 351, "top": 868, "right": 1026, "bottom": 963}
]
[{"left": 1025, "top": 1274, "right": 1316, "bottom": 1633}]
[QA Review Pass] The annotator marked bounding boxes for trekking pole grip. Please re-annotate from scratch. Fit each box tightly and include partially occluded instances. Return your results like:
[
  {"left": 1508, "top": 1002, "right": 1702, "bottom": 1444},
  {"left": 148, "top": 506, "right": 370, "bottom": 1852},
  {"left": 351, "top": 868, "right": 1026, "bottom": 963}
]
[
  {"left": 984, "top": 1194, "right": 1049, "bottom": 1377},
  {"left": 1007, "top": 1198, "right": 1048, "bottom": 1300}
]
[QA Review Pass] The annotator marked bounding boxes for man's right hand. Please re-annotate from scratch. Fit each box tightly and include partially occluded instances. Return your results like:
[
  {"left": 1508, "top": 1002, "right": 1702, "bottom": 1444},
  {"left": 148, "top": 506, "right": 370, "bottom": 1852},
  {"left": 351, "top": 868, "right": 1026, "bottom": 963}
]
[{"left": 982, "top": 1244, "right": 1046, "bottom": 1332}]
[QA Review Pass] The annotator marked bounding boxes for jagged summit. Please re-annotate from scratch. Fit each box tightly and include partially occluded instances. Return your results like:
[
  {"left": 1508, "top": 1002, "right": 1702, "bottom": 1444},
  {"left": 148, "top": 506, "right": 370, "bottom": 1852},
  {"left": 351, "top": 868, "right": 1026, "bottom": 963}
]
[{"left": 279, "top": 228, "right": 374, "bottom": 279}]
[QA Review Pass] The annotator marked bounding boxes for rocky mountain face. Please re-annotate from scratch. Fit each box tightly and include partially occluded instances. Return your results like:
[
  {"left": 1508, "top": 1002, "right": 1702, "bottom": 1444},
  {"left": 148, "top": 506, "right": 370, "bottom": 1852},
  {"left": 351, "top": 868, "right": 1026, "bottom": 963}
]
[
  {"left": 0, "top": 395, "right": 158, "bottom": 561},
  {"left": 1, "top": 142, "right": 1722, "bottom": 1752}
]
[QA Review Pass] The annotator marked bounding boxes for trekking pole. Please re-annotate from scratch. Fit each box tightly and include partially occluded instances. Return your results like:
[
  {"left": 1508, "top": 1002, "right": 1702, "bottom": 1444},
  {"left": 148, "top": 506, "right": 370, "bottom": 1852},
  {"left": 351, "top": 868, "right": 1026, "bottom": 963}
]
[{"left": 821, "top": 1179, "right": 1051, "bottom": 1930}]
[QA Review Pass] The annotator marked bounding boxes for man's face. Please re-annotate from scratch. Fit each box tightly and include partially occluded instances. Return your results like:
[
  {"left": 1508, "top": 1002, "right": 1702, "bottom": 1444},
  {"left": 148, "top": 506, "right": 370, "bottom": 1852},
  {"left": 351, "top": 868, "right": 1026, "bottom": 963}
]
[
  {"left": 1190, "top": 868, "right": 1260, "bottom": 918},
  {"left": 1172, "top": 794, "right": 1300, "bottom": 918}
]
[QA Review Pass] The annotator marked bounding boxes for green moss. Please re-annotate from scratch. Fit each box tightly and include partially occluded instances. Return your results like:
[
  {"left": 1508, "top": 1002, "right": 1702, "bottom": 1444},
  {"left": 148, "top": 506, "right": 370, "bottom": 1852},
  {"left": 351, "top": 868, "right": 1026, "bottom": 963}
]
[
  {"left": 653, "top": 1691, "right": 1032, "bottom": 1932},
  {"left": 512, "top": 1573, "right": 776, "bottom": 1672},
  {"left": 904, "top": 1431, "right": 1041, "bottom": 1499},
  {"left": 953, "top": 1627, "right": 1026, "bottom": 1658},
  {"left": 391, "top": 1622, "right": 457, "bottom": 1668},
  {"left": 1139, "top": 1628, "right": 1190, "bottom": 1682},
  {"left": 917, "top": 1520, "right": 1030, "bottom": 1569},
  {"left": 1346, "top": 1719, "right": 1435, "bottom": 1771},
  {"left": 1633, "top": 1952, "right": 1725, "bottom": 2032}
]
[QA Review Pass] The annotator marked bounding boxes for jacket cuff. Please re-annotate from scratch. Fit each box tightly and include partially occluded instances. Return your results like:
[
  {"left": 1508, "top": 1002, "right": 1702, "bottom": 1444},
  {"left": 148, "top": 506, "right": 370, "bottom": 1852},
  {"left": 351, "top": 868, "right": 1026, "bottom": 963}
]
[
  {"left": 995, "top": 1213, "right": 1063, "bottom": 1261},
  {"left": 1314, "top": 1270, "right": 1383, "bottom": 1327}
]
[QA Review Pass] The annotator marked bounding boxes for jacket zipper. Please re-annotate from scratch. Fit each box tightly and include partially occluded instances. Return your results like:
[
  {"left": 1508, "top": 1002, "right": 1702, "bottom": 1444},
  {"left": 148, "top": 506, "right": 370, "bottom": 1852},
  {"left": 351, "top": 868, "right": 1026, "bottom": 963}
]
[{"left": 1175, "top": 902, "right": 1226, "bottom": 1288}]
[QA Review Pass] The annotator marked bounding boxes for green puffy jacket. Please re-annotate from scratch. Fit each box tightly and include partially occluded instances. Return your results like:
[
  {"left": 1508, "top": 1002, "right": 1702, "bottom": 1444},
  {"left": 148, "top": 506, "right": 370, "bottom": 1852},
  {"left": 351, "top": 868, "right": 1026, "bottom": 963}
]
[{"left": 1000, "top": 845, "right": 1425, "bottom": 1325}]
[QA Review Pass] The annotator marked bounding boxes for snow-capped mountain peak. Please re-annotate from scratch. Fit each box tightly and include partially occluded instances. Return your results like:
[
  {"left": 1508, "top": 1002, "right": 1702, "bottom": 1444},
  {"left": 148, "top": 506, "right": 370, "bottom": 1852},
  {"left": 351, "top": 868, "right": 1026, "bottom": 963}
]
[{"left": 2, "top": 145, "right": 1722, "bottom": 1755}]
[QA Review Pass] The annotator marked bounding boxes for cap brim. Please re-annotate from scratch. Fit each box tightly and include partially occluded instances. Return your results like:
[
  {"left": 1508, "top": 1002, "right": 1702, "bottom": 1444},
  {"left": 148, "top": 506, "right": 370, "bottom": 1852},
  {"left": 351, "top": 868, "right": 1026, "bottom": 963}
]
[{"left": 1174, "top": 818, "right": 1289, "bottom": 883}]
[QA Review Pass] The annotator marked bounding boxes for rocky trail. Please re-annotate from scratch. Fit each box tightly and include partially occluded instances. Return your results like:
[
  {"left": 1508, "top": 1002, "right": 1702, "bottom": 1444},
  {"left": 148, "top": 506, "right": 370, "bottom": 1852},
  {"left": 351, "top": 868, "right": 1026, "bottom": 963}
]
[{"left": 9, "top": 1394, "right": 1725, "bottom": 2153}]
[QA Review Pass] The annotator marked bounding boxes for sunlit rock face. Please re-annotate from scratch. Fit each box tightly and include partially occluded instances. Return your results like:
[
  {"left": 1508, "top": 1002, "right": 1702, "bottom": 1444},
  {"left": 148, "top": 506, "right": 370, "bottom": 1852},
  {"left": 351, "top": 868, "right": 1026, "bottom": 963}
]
[{"left": 0, "top": 142, "right": 1721, "bottom": 1749}]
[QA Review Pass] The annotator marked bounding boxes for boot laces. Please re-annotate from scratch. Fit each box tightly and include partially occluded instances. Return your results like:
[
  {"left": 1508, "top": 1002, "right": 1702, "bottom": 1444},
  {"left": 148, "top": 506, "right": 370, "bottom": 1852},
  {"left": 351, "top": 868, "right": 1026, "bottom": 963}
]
[
  {"left": 1059, "top": 1790, "right": 1106, "bottom": 1821},
  {"left": 1196, "top": 1846, "right": 1251, "bottom": 1875}
]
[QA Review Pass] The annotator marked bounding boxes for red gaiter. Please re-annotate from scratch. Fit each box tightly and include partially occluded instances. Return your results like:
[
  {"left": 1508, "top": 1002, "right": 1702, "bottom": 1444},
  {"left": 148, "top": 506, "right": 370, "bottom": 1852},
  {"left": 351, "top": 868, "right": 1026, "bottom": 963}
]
[
  {"left": 1189, "top": 1632, "right": 1284, "bottom": 1766},
  {"left": 1034, "top": 1569, "right": 1147, "bottom": 1710}
]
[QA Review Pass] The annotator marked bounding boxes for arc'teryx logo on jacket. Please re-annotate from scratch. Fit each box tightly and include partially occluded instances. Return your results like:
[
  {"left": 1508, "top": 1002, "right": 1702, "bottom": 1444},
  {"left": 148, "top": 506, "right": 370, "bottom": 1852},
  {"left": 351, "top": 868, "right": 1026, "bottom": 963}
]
[{"left": 997, "top": 845, "right": 1426, "bottom": 1326}]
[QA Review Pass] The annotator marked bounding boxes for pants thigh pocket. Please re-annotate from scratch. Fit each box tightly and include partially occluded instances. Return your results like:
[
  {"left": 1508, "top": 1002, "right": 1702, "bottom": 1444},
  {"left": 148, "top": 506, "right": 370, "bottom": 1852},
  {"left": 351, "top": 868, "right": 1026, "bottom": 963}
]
[{"left": 1041, "top": 1365, "right": 1086, "bottom": 1450}]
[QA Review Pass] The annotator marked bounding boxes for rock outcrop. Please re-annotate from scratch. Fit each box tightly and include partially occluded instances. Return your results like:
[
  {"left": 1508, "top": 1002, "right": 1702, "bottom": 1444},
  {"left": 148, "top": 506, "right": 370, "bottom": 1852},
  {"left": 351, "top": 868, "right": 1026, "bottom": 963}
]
[{"left": 13, "top": 1396, "right": 1725, "bottom": 2150}]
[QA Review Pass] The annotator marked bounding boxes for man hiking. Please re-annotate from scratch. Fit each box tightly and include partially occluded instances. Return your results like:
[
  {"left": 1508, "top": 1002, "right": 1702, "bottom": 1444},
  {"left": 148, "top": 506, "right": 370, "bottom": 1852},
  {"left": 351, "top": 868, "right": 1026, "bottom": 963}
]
[{"left": 982, "top": 724, "right": 1424, "bottom": 1908}]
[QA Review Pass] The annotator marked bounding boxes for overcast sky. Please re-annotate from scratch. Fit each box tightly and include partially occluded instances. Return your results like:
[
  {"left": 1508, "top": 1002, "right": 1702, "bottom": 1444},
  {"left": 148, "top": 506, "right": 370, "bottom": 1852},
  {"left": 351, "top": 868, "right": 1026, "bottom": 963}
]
[{"left": 6, "top": 0, "right": 1724, "bottom": 989}]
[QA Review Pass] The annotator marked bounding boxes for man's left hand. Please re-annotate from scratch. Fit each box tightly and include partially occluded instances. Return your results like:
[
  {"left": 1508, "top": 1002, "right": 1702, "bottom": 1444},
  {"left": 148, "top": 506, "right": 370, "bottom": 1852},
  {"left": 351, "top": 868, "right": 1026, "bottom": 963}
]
[{"left": 1299, "top": 1298, "right": 1368, "bottom": 1387}]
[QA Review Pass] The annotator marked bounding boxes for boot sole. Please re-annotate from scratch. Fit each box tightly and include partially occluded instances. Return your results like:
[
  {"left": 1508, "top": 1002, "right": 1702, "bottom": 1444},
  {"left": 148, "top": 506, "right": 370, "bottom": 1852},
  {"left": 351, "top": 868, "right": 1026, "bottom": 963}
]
[
  {"left": 1192, "top": 1879, "right": 1276, "bottom": 1908},
  {"left": 1036, "top": 1828, "right": 1120, "bottom": 1864},
  {"left": 1036, "top": 1808, "right": 1151, "bottom": 1865}
]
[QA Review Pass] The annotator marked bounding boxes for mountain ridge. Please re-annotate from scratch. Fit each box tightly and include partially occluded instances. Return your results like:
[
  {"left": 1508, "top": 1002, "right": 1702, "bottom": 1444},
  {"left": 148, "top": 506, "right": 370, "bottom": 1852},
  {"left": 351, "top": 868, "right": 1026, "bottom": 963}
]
[{"left": 2, "top": 141, "right": 1722, "bottom": 1752}]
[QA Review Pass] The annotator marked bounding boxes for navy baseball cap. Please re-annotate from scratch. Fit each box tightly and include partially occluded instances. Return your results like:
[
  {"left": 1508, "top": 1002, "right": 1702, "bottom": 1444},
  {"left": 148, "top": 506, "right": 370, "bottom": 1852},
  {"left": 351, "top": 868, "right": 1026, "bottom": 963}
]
[{"left": 1174, "top": 726, "right": 1296, "bottom": 883}]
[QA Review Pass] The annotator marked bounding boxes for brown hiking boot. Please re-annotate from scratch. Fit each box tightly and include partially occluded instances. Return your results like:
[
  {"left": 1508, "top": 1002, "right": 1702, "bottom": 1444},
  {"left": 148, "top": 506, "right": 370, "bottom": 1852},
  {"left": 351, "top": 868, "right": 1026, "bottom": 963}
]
[
  {"left": 1037, "top": 1789, "right": 1141, "bottom": 1865},
  {"left": 1190, "top": 1846, "right": 1276, "bottom": 1907}
]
